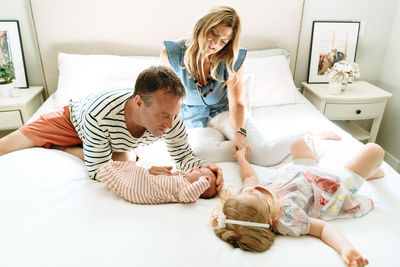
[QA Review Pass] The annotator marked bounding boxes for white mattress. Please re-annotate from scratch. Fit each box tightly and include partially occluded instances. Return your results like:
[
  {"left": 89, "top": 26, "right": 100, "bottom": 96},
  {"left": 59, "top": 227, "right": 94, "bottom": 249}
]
[{"left": 1, "top": 94, "right": 400, "bottom": 267}]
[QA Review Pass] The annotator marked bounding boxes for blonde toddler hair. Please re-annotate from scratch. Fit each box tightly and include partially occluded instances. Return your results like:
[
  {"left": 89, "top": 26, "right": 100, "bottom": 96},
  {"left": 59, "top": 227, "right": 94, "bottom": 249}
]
[
  {"left": 183, "top": 5, "right": 241, "bottom": 85},
  {"left": 211, "top": 189, "right": 277, "bottom": 252}
]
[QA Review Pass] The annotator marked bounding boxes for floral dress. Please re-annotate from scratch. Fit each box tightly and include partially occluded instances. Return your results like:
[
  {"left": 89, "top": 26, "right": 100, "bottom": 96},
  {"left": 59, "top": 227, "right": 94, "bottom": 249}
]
[{"left": 257, "top": 163, "right": 374, "bottom": 236}]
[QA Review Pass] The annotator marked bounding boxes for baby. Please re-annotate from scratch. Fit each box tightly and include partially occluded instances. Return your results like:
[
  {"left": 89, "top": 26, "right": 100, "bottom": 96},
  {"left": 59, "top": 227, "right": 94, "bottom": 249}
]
[
  {"left": 211, "top": 138, "right": 384, "bottom": 267},
  {"left": 97, "top": 160, "right": 217, "bottom": 204}
]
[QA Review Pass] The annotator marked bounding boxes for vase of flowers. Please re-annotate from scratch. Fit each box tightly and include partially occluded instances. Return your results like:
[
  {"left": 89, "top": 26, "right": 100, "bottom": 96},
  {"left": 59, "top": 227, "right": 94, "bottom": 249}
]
[
  {"left": 325, "top": 60, "right": 360, "bottom": 94},
  {"left": 0, "top": 61, "right": 16, "bottom": 97}
]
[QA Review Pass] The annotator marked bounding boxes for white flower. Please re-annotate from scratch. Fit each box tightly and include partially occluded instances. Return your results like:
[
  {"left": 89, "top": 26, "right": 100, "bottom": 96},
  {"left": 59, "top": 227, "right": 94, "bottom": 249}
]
[{"left": 325, "top": 61, "right": 360, "bottom": 83}]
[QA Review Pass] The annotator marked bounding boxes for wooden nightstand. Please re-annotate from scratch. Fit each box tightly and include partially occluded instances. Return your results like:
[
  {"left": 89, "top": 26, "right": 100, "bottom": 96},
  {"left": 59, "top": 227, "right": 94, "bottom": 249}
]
[
  {"left": 0, "top": 86, "right": 44, "bottom": 130},
  {"left": 301, "top": 81, "right": 392, "bottom": 142}
]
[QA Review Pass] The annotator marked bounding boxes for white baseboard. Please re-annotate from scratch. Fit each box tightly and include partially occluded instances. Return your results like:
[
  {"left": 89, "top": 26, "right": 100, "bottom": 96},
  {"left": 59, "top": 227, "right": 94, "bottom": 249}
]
[{"left": 384, "top": 151, "right": 400, "bottom": 173}]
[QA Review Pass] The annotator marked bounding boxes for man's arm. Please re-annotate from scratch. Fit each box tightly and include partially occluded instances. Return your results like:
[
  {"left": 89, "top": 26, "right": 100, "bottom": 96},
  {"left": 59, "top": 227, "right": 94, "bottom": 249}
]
[
  {"left": 164, "top": 114, "right": 224, "bottom": 192},
  {"left": 164, "top": 114, "right": 207, "bottom": 171},
  {"left": 80, "top": 114, "right": 112, "bottom": 179}
]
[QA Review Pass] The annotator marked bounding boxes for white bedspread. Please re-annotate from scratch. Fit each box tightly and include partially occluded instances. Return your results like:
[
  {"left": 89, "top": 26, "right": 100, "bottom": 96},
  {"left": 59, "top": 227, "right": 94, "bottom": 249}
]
[{"left": 1, "top": 94, "right": 399, "bottom": 267}]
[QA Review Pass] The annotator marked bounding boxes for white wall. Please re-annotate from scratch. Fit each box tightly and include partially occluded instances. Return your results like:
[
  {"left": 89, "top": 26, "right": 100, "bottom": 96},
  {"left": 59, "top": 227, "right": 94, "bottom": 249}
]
[
  {"left": 376, "top": 1, "right": 400, "bottom": 171},
  {"left": 295, "top": 0, "right": 400, "bottom": 171},
  {"left": 294, "top": 0, "right": 399, "bottom": 86},
  {"left": 0, "top": 0, "right": 43, "bottom": 86}
]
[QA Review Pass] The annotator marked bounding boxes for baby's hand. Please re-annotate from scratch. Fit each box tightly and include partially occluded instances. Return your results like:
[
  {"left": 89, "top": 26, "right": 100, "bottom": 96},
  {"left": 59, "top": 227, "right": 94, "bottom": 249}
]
[
  {"left": 235, "top": 148, "right": 247, "bottom": 160},
  {"left": 148, "top": 166, "right": 173, "bottom": 175},
  {"left": 341, "top": 246, "right": 368, "bottom": 267}
]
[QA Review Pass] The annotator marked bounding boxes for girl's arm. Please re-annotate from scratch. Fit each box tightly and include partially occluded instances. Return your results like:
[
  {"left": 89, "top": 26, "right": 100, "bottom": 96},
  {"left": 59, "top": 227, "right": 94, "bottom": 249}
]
[
  {"left": 308, "top": 218, "right": 368, "bottom": 267},
  {"left": 235, "top": 149, "right": 259, "bottom": 185}
]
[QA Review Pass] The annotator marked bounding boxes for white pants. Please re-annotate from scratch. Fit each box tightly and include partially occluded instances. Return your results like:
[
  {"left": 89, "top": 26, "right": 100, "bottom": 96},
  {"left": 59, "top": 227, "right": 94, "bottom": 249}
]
[{"left": 187, "top": 111, "right": 304, "bottom": 166}]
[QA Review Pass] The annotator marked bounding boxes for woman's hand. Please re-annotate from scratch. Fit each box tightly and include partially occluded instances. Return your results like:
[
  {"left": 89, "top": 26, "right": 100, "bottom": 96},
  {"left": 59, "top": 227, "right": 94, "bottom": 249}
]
[
  {"left": 341, "top": 246, "right": 369, "bottom": 267},
  {"left": 200, "top": 163, "right": 224, "bottom": 193},
  {"left": 232, "top": 132, "right": 250, "bottom": 160},
  {"left": 148, "top": 166, "right": 173, "bottom": 175}
]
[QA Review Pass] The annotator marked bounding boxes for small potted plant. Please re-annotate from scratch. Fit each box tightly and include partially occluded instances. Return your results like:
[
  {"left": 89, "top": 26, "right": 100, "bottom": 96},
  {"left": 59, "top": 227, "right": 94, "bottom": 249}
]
[
  {"left": 325, "top": 60, "right": 360, "bottom": 94},
  {"left": 0, "top": 61, "right": 16, "bottom": 97}
]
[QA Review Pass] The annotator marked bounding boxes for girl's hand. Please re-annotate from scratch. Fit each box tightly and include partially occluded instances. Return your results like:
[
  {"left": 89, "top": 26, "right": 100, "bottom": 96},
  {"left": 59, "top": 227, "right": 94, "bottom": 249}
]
[
  {"left": 148, "top": 166, "right": 173, "bottom": 175},
  {"left": 234, "top": 148, "right": 247, "bottom": 160},
  {"left": 341, "top": 246, "right": 369, "bottom": 267},
  {"left": 232, "top": 133, "right": 250, "bottom": 160}
]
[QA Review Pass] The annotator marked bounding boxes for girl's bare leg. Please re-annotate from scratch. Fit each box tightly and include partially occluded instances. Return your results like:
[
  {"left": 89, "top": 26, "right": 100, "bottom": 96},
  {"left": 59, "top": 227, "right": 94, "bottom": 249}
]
[
  {"left": 290, "top": 138, "right": 317, "bottom": 161},
  {"left": 344, "top": 143, "right": 385, "bottom": 180}
]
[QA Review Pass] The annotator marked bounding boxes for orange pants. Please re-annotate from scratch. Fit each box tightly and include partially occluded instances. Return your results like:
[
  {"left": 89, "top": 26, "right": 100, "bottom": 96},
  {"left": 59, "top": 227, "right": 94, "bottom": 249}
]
[{"left": 20, "top": 105, "right": 82, "bottom": 148}]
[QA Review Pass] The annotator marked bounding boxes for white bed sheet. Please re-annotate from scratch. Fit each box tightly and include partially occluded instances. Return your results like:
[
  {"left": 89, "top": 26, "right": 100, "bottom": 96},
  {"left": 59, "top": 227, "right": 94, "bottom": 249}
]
[{"left": 1, "top": 94, "right": 400, "bottom": 267}]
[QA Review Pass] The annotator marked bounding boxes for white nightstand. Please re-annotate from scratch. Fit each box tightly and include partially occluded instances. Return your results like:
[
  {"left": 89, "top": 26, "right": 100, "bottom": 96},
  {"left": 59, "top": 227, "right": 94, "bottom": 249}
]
[
  {"left": 301, "top": 81, "right": 392, "bottom": 142},
  {"left": 0, "top": 86, "right": 44, "bottom": 130}
]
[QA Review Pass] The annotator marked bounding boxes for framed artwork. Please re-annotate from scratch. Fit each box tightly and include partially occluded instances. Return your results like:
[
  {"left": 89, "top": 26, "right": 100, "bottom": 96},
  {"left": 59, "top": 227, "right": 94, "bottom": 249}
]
[
  {"left": 307, "top": 21, "right": 360, "bottom": 83},
  {"left": 0, "top": 20, "right": 28, "bottom": 87}
]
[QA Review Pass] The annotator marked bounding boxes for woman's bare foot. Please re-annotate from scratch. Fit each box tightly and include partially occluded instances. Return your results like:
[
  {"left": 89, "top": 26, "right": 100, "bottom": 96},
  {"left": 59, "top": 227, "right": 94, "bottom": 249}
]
[{"left": 309, "top": 131, "right": 342, "bottom": 141}]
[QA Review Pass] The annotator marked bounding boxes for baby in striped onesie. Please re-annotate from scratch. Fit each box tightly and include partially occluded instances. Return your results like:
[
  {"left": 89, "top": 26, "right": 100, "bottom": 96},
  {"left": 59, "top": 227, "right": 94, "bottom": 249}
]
[{"left": 97, "top": 160, "right": 217, "bottom": 204}]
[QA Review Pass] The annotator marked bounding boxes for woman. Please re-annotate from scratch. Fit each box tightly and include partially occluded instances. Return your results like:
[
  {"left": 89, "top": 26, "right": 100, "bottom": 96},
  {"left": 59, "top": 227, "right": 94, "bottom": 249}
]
[{"left": 160, "top": 5, "right": 338, "bottom": 166}]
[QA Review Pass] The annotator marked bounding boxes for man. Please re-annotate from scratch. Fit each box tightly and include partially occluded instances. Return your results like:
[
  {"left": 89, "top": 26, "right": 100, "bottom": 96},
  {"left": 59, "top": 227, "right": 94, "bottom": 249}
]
[{"left": 0, "top": 66, "right": 223, "bottom": 192}]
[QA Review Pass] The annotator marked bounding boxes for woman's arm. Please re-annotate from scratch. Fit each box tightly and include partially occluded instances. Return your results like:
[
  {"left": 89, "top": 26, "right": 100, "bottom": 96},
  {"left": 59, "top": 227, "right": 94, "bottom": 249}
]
[
  {"left": 226, "top": 66, "right": 250, "bottom": 158},
  {"left": 226, "top": 65, "right": 246, "bottom": 130},
  {"left": 160, "top": 46, "right": 172, "bottom": 67},
  {"left": 235, "top": 149, "right": 258, "bottom": 185},
  {"left": 308, "top": 218, "right": 369, "bottom": 267}
]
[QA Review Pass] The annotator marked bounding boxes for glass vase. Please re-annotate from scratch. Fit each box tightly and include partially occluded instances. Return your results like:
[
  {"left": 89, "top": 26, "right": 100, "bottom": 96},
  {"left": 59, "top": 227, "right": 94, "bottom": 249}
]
[{"left": 328, "top": 82, "right": 342, "bottom": 95}]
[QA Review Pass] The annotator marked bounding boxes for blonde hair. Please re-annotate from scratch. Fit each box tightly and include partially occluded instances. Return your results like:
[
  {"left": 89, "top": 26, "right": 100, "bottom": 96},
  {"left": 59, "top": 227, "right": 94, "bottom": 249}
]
[
  {"left": 183, "top": 5, "right": 241, "bottom": 84},
  {"left": 211, "top": 189, "right": 277, "bottom": 252}
]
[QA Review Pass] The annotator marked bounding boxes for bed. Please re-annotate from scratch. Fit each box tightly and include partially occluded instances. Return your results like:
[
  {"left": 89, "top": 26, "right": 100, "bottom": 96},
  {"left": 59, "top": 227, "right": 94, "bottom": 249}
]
[{"left": 1, "top": 0, "right": 400, "bottom": 266}]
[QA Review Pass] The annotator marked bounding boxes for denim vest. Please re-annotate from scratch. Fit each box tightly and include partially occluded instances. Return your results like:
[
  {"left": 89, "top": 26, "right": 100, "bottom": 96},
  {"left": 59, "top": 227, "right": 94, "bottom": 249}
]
[{"left": 164, "top": 40, "right": 247, "bottom": 128}]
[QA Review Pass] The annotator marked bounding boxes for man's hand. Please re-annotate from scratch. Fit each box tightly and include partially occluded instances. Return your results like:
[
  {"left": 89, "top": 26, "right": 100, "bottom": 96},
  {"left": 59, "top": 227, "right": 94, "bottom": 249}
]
[
  {"left": 232, "top": 133, "right": 250, "bottom": 160},
  {"left": 148, "top": 166, "right": 173, "bottom": 175},
  {"left": 200, "top": 163, "right": 224, "bottom": 193},
  {"left": 341, "top": 246, "right": 369, "bottom": 267}
]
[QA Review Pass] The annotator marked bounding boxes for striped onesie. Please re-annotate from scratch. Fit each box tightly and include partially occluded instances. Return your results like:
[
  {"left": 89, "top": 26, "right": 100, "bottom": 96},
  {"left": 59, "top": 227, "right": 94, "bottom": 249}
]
[
  {"left": 69, "top": 88, "right": 206, "bottom": 179},
  {"left": 98, "top": 160, "right": 211, "bottom": 204}
]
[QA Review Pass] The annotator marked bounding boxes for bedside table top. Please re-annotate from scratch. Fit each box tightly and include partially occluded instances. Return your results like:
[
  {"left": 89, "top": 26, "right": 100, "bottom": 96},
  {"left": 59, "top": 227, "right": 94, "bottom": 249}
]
[
  {"left": 0, "top": 86, "right": 44, "bottom": 109},
  {"left": 301, "top": 81, "right": 392, "bottom": 102}
]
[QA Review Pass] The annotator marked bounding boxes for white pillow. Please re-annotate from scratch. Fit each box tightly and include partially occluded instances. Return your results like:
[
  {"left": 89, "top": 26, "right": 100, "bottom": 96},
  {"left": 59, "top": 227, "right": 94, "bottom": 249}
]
[
  {"left": 55, "top": 53, "right": 159, "bottom": 107},
  {"left": 244, "top": 54, "right": 302, "bottom": 107},
  {"left": 247, "top": 48, "right": 291, "bottom": 62}
]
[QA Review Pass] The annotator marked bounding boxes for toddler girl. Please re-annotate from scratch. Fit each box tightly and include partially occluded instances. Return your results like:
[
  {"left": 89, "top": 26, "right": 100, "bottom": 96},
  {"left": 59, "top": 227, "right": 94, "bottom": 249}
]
[{"left": 211, "top": 138, "right": 384, "bottom": 267}]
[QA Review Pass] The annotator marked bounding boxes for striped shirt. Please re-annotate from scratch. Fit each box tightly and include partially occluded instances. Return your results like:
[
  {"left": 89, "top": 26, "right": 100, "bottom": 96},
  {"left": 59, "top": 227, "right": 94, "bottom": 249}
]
[
  {"left": 98, "top": 160, "right": 210, "bottom": 204},
  {"left": 69, "top": 88, "right": 206, "bottom": 179}
]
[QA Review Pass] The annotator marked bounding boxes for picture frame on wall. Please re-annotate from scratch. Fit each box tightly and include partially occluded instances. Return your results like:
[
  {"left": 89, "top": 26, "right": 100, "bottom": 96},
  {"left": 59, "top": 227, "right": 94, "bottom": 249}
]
[
  {"left": 0, "top": 20, "right": 29, "bottom": 88},
  {"left": 307, "top": 21, "right": 360, "bottom": 83}
]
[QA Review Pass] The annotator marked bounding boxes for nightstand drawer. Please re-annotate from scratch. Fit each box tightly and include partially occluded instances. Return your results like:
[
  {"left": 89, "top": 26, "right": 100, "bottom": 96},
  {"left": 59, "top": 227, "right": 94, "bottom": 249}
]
[
  {"left": 0, "top": 110, "right": 23, "bottom": 130},
  {"left": 324, "top": 102, "right": 386, "bottom": 120}
]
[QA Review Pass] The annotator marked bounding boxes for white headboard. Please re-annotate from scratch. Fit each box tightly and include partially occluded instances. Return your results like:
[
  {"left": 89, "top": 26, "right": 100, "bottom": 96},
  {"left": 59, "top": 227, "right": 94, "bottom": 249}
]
[{"left": 29, "top": 0, "right": 305, "bottom": 97}]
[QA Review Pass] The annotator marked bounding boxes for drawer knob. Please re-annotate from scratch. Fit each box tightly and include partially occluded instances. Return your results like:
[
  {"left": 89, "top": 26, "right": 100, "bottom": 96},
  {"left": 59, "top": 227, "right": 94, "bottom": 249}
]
[{"left": 356, "top": 109, "right": 361, "bottom": 114}]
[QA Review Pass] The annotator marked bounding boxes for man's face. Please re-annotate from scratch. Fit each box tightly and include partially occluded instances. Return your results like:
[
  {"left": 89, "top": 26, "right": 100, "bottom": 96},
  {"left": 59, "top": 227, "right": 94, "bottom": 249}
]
[{"left": 137, "top": 89, "right": 182, "bottom": 137}]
